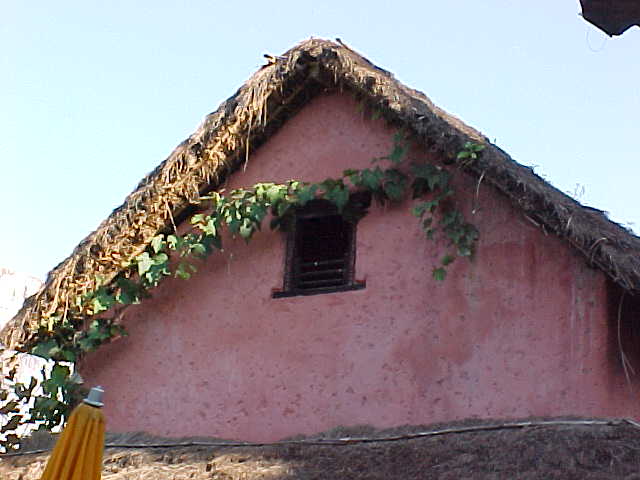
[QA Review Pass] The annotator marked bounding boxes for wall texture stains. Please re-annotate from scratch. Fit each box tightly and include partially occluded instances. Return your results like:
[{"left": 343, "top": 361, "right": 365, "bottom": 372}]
[{"left": 80, "top": 94, "right": 636, "bottom": 441}]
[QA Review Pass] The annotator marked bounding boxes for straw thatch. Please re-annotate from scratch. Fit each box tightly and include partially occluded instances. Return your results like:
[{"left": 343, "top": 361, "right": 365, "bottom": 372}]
[
  {"left": 3, "top": 418, "right": 640, "bottom": 479},
  {"left": 2, "top": 38, "right": 640, "bottom": 351},
  {"left": 580, "top": 0, "right": 640, "bottom": 36}
]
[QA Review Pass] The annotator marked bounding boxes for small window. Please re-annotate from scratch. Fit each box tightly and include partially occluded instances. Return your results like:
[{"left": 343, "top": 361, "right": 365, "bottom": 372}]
[{"left": 273, "top": 198, "right": 367, "bottom": 297}]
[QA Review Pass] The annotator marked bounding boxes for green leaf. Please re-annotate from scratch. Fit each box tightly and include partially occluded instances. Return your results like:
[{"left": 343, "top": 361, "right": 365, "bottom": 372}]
[
  {"left": 116, "top": 277, "right": 143, "bottom": 305},
  {"left": 430, "top": 170, "right": 450, "bottom": 192},
  {"left": 388, "top": 142, "right": 407, "bottom": 164},
  {"left": 412, "top": 200, "right": 438, "bottom": 218},
  {"left": 345, "top": 170, "right": 363, "bottom": 187},
  {"left": 288, "top": 180, "right": 301, "bottom": 192},
  {"left": 153, "top": 252, "right": 169, "bottom": 265},
  {"left": 383, "top": 169, "right": 407, "bottom": 202},
  {"left": 248, "top": 203, "right": 267, "bottom": 225},
  {"left": 441, "top": 210, "right": 461, "bottom": 227},
  {"left": 77, "top": 337, "right": 95, "bottom": 351},
  {"left": 432, "top": 267, "right": 447, "bottom": 281},
  {"left": 87, "top": 320, "right": 111, "bottom": 342},
  {"left": 136, "top": 252, "right": 154, "bottom": 276},
  {"left": 296, "top": 184, "right": 318, "bottom": 206},
  {"left": 361, "top": 168, "right": 384, "bottom": 191},
  {"left": 145, "top": 259, "right": 171, "bottom": 286},
  {"left": 167, "top": 234, "right": 179, "bottom": 250},
  {"left": 253, "top": 183, "right": 268, "bottom": 201},
  {"left": 199, "top": 217, "right": 217, "bottom": 236},
  {"left": 50, "top": 364, "right": 70, "bottom": 386},
  {"left": 226, "top": 216, "right": 241, "bottom": 234},
  {"left": 441, "top": 254, "right": 455, "bottom": 266},
  {"left": 239, "top": 220, "right": 253, "bottom": 241},
  {"left": 266, "top": 184, "right": 286, "bottom": 204},
  {"left": 150, "top": 235, "right": 165, "bottom": 254},
  {"left": 464, "top": 141, "right": 485, "bottom": 152},
  {"left": 384, "top": 132, "right": 408, "bottom": 165},
  {"left": 31, "top": 339, "right": 58, "bottom": 360},
  {"left": 91, "top": 288, "right": 115, "bottom": 314},
  {"left": 457, "top": 142, "right": 485, "bottom": 163},
  {"left": 320, "top": 178, "right": 338, "bottom": 191},
  {"left": 61, "top": 350, "right": 77, "bottom": 362},
  {"left": 190, "top": 213, "right": 206, "bottom": 225},
  {"left": 411, "top": 164, "right": 436, "bottom": 193},
  {"left": 33, "top": 396, "right": 60, "bottom": 416},
  {"left": 411, "top": 163, "right": 450, "bottom": 193},
  {"left": 175, "top": 262, "right": 196, "bottom": 280},
  {"left": 276, "top": 202, "right": 291, "bottom": 217},
  {"left": 412, "top": 205, "right": 425, "bottom": 217},
  {"left": 384, "top": 182, "right": 404, "bottom": 202},
  {"left": 324, "top": 185, "right": 350, "bottom": 212},
  {"left": 190, "top": 243, "right": 207, "bottom": 256}
]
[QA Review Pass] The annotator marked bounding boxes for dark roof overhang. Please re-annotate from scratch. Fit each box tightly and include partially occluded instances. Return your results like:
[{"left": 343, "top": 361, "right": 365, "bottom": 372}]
[{"left": 580, "top": 0, "right": 640, "bottom": 36}]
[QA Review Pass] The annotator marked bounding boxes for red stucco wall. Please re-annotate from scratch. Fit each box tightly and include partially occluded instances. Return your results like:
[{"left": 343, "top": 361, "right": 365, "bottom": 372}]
[{"left": 80, "top": 94, "right": 639, "bottom": 440}]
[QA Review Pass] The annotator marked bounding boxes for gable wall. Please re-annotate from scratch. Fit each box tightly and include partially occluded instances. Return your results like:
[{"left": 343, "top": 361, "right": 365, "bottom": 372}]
[{"left": 80, "top": 93, "right": 638, "bottom": 440}]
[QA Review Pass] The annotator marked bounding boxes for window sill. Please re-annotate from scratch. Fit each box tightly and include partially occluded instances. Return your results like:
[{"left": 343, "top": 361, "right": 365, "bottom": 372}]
[{"left": 272, "top": 281, "right": 366, "bottom": 298}]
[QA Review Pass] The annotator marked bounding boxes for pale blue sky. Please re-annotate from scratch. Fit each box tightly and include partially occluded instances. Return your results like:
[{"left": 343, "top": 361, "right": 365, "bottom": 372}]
[{"left": 2, "top": 1, "right": 639, "bottom": 280}]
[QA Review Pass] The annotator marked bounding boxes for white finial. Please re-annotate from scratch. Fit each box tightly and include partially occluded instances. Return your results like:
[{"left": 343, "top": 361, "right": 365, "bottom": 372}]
[{"left": 83, "top": 386, "right": 104, "bottom": 408}]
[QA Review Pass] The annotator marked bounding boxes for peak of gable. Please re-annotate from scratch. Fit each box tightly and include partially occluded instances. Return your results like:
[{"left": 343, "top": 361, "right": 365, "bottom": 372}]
[{"left": 2, "top": 38, "right": 639, "bottom": 351}]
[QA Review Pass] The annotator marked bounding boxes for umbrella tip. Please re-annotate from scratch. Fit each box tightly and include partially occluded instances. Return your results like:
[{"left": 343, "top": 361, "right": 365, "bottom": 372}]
[{"left": 84, "top": 385, "right": 104, "bottom": 408}]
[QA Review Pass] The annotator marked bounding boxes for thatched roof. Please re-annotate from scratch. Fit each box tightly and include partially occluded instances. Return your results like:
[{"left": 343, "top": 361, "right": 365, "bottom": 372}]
[
  {"left": 3, "top": 418, "right": 640, "bottom": 479},
  {"left": 2, "top": 38, "right": 640, "bottom": 351},
  {"left": 580, "top": 0, "right": 640, "bottom": 36}
]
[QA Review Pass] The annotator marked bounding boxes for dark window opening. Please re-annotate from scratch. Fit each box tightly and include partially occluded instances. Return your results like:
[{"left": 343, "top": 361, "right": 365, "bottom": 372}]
[
  {"left": 296, "top": 214, "right": 349, "bottom": 291},
  {"left": 607, "top": 281, "right": 640, "bottom": 385},
  {"left": 273, "top": 197, "right": 367, "bottom": 297}
]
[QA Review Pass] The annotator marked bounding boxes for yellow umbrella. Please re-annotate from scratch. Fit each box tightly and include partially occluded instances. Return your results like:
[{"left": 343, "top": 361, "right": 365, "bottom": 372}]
[{"left": 40, "top": 386, "right": 105, "bottom": 480}]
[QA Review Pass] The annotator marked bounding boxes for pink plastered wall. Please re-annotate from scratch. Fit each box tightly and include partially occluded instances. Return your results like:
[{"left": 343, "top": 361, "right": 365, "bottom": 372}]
[{"left": 80, "top": 94, "right": 639, "bottom": 440}]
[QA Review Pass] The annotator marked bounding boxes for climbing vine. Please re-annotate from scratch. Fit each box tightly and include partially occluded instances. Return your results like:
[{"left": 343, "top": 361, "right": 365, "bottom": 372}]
[{"left": 0, "top": 135, "right": 484, "bottom": 451}]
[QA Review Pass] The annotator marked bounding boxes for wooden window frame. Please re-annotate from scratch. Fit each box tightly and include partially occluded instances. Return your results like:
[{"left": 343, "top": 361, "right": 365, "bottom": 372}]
[{"left": 273, "top": 197, "right": 367, "bottom": 298}]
